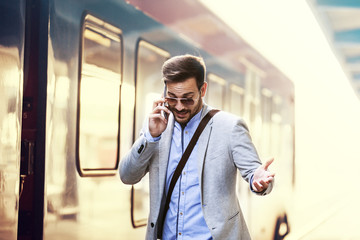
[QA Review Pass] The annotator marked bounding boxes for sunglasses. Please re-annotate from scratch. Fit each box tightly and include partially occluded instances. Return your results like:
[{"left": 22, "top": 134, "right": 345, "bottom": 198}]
[{"left": 165, "top": 97, "right": 195, "bottom": 107}]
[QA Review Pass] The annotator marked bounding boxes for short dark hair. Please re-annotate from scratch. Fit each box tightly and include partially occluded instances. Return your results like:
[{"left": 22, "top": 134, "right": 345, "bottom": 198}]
[{"left": 162, "top": 54, "right": 206, "bottom": 90}]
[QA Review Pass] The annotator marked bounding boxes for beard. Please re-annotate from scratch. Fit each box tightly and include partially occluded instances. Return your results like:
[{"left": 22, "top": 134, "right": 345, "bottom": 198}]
[{"left": 170, "top": 98, "right": 203, "bottom": 126}]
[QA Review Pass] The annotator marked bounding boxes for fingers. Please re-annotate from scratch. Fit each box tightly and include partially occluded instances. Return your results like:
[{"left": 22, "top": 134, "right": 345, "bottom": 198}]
[
  {"left": 264, "top": 175, "right": 274, "bottom": 183},
  {"left": 149, "top": 106, "right": 170, "bottom": 126},
  {"left": 252, "top": 181, "right": 261, "bottom": 192},
  {"left": 253, "top": 177, "right": 274, "bottom": 192},
  {"left": 263, "top": 157, "right": 274, "bottom": 171},
  {"left": 252, "top": 168, "right": 274, "bottom": 193},
  {"left": 153, "top": 105, "right": 170, "bottom": 115},
  {"left": 152, "top": 98, "right": 166, "bottom": 109},
  {"left": 253, "top": 180, "right": 267, "bottom": 192},
  {"left": 149, "top": 113, "right": 167, "bottom": 124},
  {"left": 152, "top": 98, "right": 170, "bottom": 113}
]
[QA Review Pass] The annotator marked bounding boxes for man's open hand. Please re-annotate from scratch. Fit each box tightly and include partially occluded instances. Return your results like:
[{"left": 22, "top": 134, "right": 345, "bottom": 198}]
[{"left": 252, "top": 158, "right": 275, "bottom": 192}]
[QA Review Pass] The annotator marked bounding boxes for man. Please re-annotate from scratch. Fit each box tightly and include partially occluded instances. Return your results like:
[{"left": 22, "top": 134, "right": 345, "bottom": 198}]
[{"left": 120, "top": 54, "right": 275, "bottom": 240}]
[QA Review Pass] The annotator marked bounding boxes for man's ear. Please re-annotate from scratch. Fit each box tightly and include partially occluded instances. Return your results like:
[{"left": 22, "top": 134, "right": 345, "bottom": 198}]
[{"left": 200, "top": 82, "right": 207, "bottom": 97}]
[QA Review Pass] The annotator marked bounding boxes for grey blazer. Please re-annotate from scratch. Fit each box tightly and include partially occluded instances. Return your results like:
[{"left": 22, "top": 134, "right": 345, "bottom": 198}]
[{"left": 120, "top": 104, "right": 273, "bottom": 240}]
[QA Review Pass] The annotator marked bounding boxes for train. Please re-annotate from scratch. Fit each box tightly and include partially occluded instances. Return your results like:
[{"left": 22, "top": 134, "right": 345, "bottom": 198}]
[{"left": 0, "top": 0, "right": 294, "bottom": 239}]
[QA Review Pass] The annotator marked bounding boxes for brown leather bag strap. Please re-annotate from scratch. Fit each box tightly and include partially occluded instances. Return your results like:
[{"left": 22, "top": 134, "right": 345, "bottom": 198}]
[{"left": 158, "top": 109, "right": 219, "bottom": 237}]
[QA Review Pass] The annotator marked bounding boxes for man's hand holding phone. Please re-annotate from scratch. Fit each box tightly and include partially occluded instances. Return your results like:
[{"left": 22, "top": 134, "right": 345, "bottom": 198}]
[{"left": 149, "top": 96, "right": 170, "bottom": 138}]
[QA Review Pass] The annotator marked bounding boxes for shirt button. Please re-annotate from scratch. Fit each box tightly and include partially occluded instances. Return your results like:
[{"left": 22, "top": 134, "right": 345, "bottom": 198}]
[
  {"left": 180, "top": 212, "right": 183, "bottom": 215},
  {"left": 179, "top": 233, "right": 182, "bottom": 236},
  {"left": 185, "top": 131, "right": 188, "bottom": 134},
  {"left": 183, "top": 171, "right": 186, "bottom": 175},
  {"left": 182, "top": 191, "right": 184, "bottom": 195}
]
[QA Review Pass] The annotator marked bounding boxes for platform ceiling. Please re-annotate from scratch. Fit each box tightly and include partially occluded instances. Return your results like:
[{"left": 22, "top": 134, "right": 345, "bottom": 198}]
[{"left": 307, "top": 0, "right": 360, "bottom": 98}]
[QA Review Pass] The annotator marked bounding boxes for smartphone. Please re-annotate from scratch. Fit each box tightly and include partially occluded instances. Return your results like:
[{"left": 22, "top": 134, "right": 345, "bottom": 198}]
[{"left": 161, "top": 84, "right": 168, "bottom": 120}]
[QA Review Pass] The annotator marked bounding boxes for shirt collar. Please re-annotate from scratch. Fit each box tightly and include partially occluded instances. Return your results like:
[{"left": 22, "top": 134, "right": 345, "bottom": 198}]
[{"left": 174, "top": 108, "right": 203, "bottom": 131}]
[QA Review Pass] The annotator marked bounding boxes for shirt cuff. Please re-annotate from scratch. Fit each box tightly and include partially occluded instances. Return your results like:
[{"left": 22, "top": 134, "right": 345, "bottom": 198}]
[
  {"left": 250, "top": 175, "right": 255, "bottom": 192},
  {"left": 144, "top": 130, "right": 161, "bottom": 142}
]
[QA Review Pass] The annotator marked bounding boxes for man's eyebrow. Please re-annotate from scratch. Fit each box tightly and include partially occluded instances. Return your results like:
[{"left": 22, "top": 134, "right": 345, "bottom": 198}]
[{"left": 168, "top": 91, "right": 195, "bottom": 98}]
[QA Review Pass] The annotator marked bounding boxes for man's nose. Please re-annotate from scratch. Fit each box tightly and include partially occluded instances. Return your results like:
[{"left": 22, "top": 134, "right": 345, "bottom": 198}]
[{"left": 175, "top": 100, "right": 185, "bottom": 111}]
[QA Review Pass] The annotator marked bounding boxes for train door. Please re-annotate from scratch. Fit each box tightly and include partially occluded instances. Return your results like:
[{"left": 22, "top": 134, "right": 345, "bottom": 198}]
[
  {"left": 0, "top": 1, "right": 25, "bottom": 240},
  {"left": 132, "top": 40, "right": 170, "bottom": 227},
  {"left": 42, "top": 11, "right": 135, "bottom": 239}
]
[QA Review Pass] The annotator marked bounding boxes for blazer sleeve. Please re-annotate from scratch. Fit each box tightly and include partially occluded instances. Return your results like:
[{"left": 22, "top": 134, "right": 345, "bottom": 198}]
[
  {"left": 119, "top": 133, "right": 158, "bottom": 185},
  {"left": 230, "top": 118, "right": 274, "bottom": 196}
]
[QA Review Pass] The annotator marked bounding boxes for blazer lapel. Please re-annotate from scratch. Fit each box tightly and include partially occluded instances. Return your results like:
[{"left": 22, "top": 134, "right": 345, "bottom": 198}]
[{"left": 196, "top": 104, "right": 214, "bottom": 189}]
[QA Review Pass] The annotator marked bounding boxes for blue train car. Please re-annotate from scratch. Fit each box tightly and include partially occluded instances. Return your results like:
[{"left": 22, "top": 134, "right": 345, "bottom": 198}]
[{"left": 0, "top": 0, "right": 294, "bottom": 239}]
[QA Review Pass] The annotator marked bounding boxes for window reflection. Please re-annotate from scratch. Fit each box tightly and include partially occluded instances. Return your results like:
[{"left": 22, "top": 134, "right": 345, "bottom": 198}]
[
  {"left": 207, "top": 73, "right": 226, "bottom": 110},
  {"left": 77, "top": 15, "right": 122, "bottom": 176},
  {"left": 0, "top": 47, "right": 22, "bottom": 236},
  {"left": 260, "top": 89, "right": 273, "bottom": 157},
  {"left": 244, "top": 71, "right": 261, "bottom": 142},
  {"left": 229, "top": 84, "right": 244, "bottom": 117}
]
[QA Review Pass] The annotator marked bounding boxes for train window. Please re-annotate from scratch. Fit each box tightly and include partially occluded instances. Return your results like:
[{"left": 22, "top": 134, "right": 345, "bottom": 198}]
[
  {"left": 133, "top": 40, "right": 170, "bottom": 227},
  {"left": 134, "top": 41, "right": 170, "bottom": 138},
  {"left": 76, "top": 15, "right": 122, "bottom": 177},
  {"left": 271, "top": 95, "right": 283, "bottom": 154},
  {"left": 207, "top": 73, "right": 226, "bottom": 109},
  {"left": 260, "top": 88, "right": 273, "bottom": 156},
  {"left": 244, "top": 70, "right": 261, "bottom": 139},
  {"left": 229, "top": 84, "right": 245, "bottom": 116}
]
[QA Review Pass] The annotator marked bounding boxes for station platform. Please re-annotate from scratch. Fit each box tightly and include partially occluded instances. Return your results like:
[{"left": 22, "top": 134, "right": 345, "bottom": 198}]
[{"left": 285, "top": 194, "right": 360, "bottom": 240}]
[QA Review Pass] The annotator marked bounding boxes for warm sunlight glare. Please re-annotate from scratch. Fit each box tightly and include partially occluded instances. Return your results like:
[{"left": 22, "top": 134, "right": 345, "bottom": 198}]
[{"left": 201, "top": 0, "right": 360, "bottom": 238}]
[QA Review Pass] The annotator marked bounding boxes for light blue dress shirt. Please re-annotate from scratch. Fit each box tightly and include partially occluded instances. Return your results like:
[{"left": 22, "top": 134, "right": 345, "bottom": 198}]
[
  {"left": 145, "top": 109, "right": 212, "bottom": 240},
  {"left": 163, "top": 110, "right": 212, "bottom": 240}
]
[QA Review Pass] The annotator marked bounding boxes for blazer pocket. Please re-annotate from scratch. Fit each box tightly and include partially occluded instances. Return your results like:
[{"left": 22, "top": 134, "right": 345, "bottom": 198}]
[{"left": 228, "top": 211, "right": 239, "bottom": 221}]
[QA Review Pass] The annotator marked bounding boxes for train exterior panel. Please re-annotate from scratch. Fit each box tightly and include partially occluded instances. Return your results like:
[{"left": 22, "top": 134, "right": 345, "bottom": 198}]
[
  {"left": 0, "top": 0, "right": 294, "bottom": 239},
  {"left": 0, "top": 1, "right": 25, "bottom": 239}
]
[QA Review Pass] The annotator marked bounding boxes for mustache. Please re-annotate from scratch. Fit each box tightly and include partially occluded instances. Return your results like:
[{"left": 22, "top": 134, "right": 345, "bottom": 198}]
[{"left": 172, "top": 109, "right": 189, "bottom": 114}]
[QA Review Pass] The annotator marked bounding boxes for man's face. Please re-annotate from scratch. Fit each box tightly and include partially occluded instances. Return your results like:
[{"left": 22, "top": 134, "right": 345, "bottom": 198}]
[{"left": 165, "top": 77, "right": 207, "bottom": 125}]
